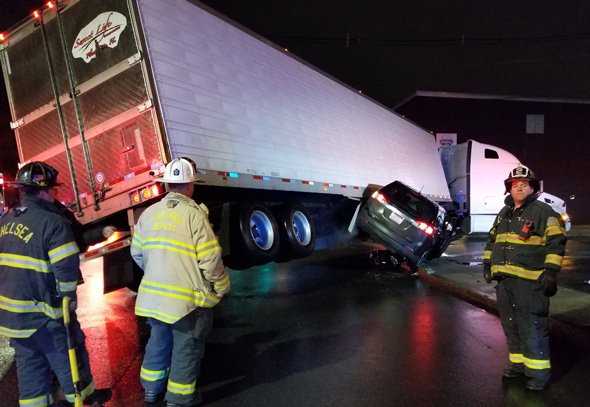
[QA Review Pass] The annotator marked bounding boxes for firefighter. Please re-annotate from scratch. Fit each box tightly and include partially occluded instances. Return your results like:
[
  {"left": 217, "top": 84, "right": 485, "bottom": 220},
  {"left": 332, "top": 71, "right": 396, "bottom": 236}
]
[
  {"left": 0, "top": 162, "right": 111, "bottom": 406},
  {"left": 131, "top": 158, "right": 230, "bottom": 406},
  {"left": 483, "top": 164, "right": 567, "bottom": 391}
]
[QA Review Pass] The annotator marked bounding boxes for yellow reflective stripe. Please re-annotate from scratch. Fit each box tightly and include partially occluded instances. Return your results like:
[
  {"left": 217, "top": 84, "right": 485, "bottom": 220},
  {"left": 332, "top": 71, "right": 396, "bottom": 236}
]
[
  {"left": 483, "top": 250, "right": 491, "bottom": 260},
  {"left": 0, "top": 253, "right": 49, "bottom": 273},
  {"left": 546, "top": 225, "right": 565, "bottom": 236},
  {"left": 140, "top": 366, "right": 168, "bottom": 381},
  {"left": 138, "top": 285, "right": 220, "bottom": 309},
  {"left": 18, "top": 394, "right": 52, "bottom": 407},
  {"left": 196, "top": 239, "right": 218, "bottom": 252},
  {"left": 65, "top": 380, "right": 95, "bottom": 403},
  {"left": 140, "top": 279, "right": 220, "bottom": 304},
  {"left": 495, "top": 233, "right": 544, "bottom": 246},
  {"left": 197, "top": 246, "right": 221, "bottom": 259},
  {"left": 140, "top": 279, "right": 195, "bottom": 298},
  {"left": 0, "top": 325, "right": 37, "bottom": 338},
  {"left": 48, "top": 242, "right": 79, "bottom": 264},
  {"left": 196, "top": 239, "right": 221, "bottom": 259},
  {"left": 59, "top": 280, "right": 78, "bottom": 293},
  {"left": 523, "top": 356, "right": 551, "bottom": 370},
  {"left": 167, "top": 379, "right": 196, "bottom": 395},
  {"left": 0, "top": 295, "right": 62, "bottom": 319},
  {"left": 132, "top": 233, "right": 143, "bottom": 248},
  {"left": 136, "top": 306, "right": 178, "bottom": 323},
  {"left": 141, "top": 237, "right": 196, "bottom": 258},
  {"left": 492, "top": 264, "right": 543, "bottom": 280},
  {"left": 545, "top": 253, "right": 563, "bottom": 266},
  {"left": 214, "top": 274, "right": 230, "bottom": 291},
  {"left": 509, "top": 353, "right": 523, "bottom": 364}
]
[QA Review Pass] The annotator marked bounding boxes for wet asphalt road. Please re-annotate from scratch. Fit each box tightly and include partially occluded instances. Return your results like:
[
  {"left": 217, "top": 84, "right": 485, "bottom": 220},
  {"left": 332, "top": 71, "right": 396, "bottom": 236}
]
[{"left": 1, "top": 245, "right": 590, "bottom": 406}]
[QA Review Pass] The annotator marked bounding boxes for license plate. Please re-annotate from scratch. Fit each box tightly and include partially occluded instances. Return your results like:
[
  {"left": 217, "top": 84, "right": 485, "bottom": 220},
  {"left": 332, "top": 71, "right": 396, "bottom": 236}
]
[{"left": 388, "top": 212, "right": 403, "bottom": 224}]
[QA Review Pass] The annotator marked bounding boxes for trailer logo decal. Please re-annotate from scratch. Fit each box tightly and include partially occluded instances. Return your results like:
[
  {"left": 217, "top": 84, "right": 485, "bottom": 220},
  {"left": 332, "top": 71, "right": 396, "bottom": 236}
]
[{"left": 72, "top": 12, "right": 127, "bottom": 63}]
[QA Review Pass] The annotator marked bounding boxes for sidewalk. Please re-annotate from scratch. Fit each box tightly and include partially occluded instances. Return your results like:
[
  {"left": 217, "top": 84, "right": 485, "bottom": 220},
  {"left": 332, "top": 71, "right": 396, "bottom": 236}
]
[{"left": 417, "top": 226, "right": 590, "bottom": 351}]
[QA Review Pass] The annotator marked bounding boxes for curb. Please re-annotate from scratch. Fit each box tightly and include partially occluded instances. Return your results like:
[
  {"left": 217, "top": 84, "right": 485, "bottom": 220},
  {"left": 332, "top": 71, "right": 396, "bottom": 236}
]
[
  {"left": 417, "top": 268, "right": 498, "bottom": 315},
  {"left": 417, "top": 268, "right": 590, "bottom": 352}
]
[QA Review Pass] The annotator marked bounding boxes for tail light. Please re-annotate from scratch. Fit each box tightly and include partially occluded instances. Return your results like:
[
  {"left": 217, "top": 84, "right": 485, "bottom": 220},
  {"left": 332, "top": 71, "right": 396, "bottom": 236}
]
[
  {"left": 417, "top": 220, "right": 434, "bottom": 235},
  {"left": 129, "top": 183, "right": 164, "bottom": 205},
  {"left": 371, "top": 191, "right": 389, "bottom": 204}
]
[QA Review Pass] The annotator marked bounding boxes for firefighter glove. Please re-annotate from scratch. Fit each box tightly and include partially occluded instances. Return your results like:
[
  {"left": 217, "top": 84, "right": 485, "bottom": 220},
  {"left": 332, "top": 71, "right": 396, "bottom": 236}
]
[
  {"left": 539, "top": 270, "right": 558, "bottom": 297},
  {"left": 102, "top": 225, "right": 117, "bottom": 238},
  {"left": 483, "top": 264, "right": 492, "bottom": 284}
]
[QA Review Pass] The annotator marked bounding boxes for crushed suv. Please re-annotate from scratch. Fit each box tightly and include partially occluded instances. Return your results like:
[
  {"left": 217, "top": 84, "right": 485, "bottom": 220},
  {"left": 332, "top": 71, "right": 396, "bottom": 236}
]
[{"left": 357, "top": 181, "right": 454, "bottom": 266}]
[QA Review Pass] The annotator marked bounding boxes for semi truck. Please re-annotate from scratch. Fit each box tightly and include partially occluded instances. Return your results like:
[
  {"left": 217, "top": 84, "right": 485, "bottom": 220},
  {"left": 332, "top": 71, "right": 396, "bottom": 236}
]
[
  {"left": 0, "top": 0, "right": 451, "bottom": 291},
  {"left": 440, "top": 139, "right": 571, "bottom": 234}
]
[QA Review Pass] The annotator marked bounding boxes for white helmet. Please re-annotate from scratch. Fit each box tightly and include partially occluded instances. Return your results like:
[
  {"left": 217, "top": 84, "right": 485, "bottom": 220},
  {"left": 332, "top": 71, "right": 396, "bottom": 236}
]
[{"left": 156, "top": 158, "right": 200, "bottom": 183}]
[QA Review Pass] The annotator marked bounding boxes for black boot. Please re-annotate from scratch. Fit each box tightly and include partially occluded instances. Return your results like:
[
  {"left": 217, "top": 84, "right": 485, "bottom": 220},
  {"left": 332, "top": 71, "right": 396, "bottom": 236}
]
[{"left": 83, "top": 388, "right": 112, "bottom": 405}]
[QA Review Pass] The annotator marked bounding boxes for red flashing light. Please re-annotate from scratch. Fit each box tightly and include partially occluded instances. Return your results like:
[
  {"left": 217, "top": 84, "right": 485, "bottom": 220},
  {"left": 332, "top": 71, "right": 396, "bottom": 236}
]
[
  {"left": 417, "top": 220, "right": 434, "bottom": 236},
  {"left": 371, "top": 191, "right": 388, "bottom": 204},
  {"left": 0, "top": 33, "right": 5, "bottom": 42},
  {"left": 47, "top": 1, "right": 55, "bottom": 8},
  {"left": 33, "top": 10, "right": 41, "bottom": 19}
]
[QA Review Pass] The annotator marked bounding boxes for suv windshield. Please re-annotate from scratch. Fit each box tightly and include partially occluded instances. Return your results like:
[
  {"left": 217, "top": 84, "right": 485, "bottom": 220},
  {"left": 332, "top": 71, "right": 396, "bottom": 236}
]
[{"left": 380, "top": 181, "right": 437, "bottom": 223}]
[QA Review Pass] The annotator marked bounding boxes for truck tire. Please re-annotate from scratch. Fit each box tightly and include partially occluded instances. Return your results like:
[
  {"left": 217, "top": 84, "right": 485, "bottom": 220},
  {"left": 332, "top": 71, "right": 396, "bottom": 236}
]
[
  {"left": 235, "top": 201, "right": 280, "bottom": 264},
  {"left": 276, "top": 202, "right": 315, "bottom": 258}
]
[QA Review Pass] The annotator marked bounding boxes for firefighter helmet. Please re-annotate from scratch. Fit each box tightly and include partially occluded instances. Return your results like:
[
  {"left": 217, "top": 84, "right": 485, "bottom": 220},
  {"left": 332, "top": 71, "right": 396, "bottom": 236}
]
[
  {"left": 14, "top": 161, "right": 62, "bottom": 189},
  {"left": 504, "top": 164, "right": 540, "bottom": 194},
  {"left": 156, "top": 157, "right": 200, "bottom": 184}
]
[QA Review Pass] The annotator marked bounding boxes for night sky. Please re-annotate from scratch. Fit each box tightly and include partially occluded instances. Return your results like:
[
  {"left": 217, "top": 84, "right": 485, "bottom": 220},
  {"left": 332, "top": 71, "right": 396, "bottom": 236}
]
[{"left": 1, "top": 0, "right": 590, "bottom": 176}]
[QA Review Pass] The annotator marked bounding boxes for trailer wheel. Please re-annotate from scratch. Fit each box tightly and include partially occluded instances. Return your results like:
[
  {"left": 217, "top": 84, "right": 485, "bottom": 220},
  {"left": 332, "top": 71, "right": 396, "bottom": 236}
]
[
  {"left": 235, "top": 201, "right": 280, "bottom": 264},
  {"left": 276, "top": 202, "right": 315, "bottom": 258}
]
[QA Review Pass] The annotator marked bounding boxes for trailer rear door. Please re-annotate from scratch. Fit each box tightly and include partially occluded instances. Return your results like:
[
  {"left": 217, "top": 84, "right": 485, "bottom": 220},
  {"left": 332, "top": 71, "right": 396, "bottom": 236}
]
[{"left": 0, "top": 0, "right": 165, "bottom": 223}]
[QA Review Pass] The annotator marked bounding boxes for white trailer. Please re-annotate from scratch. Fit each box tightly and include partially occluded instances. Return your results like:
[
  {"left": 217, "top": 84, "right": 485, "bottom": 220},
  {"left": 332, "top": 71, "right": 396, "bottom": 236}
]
[
  {"left": 1, "top": 0, "right": 450, "bottom": 289},
  {"left": 440, "top": 139, "right": 570, "bottom": 234}
]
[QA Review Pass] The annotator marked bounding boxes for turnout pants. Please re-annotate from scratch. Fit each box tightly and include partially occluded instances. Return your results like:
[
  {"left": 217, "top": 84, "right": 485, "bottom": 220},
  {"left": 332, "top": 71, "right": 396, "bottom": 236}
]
[
  {"left": 10, "top": 316, "right": 96, "bottom": 407},
  {"left": 496, "top": 277, "right": 551, "bottom": 382},
  {"left": 141, "top": 308, "right": 213, "bottom": 405}
]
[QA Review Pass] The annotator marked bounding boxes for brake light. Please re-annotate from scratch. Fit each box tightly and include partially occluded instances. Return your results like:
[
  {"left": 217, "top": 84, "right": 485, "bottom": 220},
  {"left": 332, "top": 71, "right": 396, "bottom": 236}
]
[
  {"left": 371, "top": 191, "right": 389, "bottom": 204},
  {"left": 129, "top": 183, "right": 164, "bottom": 205},
  {"left": 417, "top": 220, "right": 434, "bottom": 235}
]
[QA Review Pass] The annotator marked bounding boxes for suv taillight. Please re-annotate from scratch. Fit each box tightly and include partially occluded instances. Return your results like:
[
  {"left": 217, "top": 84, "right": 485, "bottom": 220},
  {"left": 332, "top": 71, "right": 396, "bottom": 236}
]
[
  {"left": 417, "top": 220, "right": 434, "bottom": 235},
  {"left": 371, "top": 191, "right": 389, "bottom": 204}
]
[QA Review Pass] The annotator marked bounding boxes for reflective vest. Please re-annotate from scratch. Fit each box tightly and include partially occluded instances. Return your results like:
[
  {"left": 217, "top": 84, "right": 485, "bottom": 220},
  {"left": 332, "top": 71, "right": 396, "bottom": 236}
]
[
  {"left": 0, "top": 196, "right": 79, "bottom": 338},
  {"left": 131, "top": 192, "right": 230, "bottom": 324},
  {"left": 483, "top": 194, "right": 567, "bottom": 281}
]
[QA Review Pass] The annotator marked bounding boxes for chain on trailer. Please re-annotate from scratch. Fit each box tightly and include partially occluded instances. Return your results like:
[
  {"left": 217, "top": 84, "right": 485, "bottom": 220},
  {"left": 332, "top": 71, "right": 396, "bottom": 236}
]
[
  {"left": 35, "top": 5, "right": 85, "bottom": 215},
  {"left": 52, "top": 1, "right": 100, "bottom": 212}
]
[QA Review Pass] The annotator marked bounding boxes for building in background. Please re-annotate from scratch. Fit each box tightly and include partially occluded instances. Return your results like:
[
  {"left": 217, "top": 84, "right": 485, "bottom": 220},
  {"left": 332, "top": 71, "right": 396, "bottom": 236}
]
[{"left": 396, "top": 91, "right": 589, "bottom": 224}]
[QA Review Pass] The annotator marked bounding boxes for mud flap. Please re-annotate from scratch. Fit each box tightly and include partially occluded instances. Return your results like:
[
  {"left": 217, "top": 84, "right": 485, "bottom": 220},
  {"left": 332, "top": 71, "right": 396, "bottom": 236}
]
[
  {"left": 102, "top": 246, "right": 143, "bottom": 293},
  {"left": 347, "top": 201, "right": 362, "bottom": 235}
]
